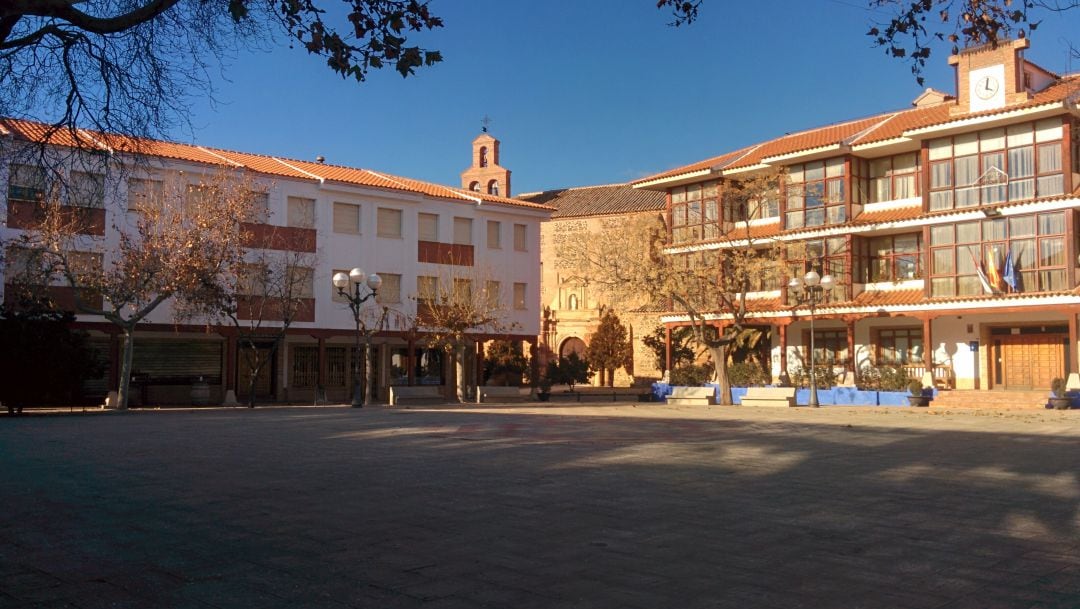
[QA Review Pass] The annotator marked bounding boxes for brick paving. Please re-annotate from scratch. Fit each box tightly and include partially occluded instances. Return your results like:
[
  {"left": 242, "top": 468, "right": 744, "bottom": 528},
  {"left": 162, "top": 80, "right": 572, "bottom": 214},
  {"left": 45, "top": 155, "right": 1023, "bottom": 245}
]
[{"left": 1, "top": 404, "right": 1079, "bottom": 608}]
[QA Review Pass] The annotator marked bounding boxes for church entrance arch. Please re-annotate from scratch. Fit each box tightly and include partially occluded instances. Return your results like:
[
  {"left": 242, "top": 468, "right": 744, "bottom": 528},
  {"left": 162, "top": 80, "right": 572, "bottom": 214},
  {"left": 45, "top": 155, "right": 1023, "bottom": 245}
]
[{"left": 559, "top": 337, "right": 586, "bottom": 359}]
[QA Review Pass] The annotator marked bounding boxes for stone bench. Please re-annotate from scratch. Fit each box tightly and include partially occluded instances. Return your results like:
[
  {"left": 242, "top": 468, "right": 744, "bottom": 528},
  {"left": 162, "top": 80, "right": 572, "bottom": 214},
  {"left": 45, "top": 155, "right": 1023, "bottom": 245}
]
[
  {"left": 480, "top": 386, "right": 530, "bottom": 403},
  {"left": 389, "top": 385, "right": 445, "bottom": 406},
  {"left": 738, "top": 386, "right": 797, "bottom": 407},
  {"left": 665, "top": 386, "right": 717, "bottom": 406}
]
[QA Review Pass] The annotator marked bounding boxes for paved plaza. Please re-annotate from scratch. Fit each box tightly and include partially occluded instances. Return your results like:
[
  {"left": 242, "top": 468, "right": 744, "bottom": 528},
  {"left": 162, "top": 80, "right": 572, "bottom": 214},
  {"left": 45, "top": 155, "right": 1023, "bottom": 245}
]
[{"left": 1, "top": 404, "right": 1079, "bottom": 608}]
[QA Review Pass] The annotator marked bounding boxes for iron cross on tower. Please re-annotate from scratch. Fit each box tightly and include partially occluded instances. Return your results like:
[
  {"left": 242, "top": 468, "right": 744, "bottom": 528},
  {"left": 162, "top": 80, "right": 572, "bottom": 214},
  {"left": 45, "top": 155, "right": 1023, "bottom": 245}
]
[{"left": 480, "top": 115, "right": 492, "bottom": 133}]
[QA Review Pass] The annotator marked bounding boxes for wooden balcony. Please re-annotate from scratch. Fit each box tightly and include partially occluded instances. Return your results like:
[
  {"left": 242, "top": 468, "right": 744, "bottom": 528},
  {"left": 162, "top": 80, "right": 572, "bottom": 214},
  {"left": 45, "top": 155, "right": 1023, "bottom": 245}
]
[
  {"left": 5, "top": 200, "right": 106, "bottom": 236},
  {"left": 417, "top": 241, "right": 473, "bottom": 266},
  {"left": 241, "top": 223, "right": 317, "bottom": 253}
]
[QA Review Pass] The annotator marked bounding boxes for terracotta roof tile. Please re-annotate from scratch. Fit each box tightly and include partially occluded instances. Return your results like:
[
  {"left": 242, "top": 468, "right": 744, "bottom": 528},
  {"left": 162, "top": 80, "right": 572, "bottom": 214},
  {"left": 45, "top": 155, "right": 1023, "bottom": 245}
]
[
  {"left": 848, "top": 288, "right": 925, "bottom": 307},
  {"left": 518, "top": 184, "right": 665, "bottom": 218},
  {"left": 631, "top": 147, "right": 754, "bottom": 186},
  {"left": 0, "top": 118, "right": 554, "bottom": 212},
  {"left": 850, "top": 205, "right": 923, "bottom": 225},
  {"left": 721, "top": 221, "right": 782, "bottom": 241}
]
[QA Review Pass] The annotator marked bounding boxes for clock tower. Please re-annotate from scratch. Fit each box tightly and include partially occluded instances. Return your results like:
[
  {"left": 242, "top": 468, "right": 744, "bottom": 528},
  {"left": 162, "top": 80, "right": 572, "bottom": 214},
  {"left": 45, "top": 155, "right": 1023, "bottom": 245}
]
[{"left": 949, "top": 37, "right": 1034, "bottom": 116}]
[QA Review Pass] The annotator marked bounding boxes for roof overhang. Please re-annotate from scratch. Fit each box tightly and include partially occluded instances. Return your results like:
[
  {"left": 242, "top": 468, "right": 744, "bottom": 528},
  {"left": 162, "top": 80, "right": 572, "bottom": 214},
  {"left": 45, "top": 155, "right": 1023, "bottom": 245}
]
[
  {"left": 850, "top": 137, "right": 921, "bottom": 156},
  {"left": 904, "top": 102, "right": 1072, "bottom": 138},
  {"left": 632, "top": 168, "right": 714, "bottom": 191},
  {"left": 761, "top": 143, "right": 848, "bottom": 165}
]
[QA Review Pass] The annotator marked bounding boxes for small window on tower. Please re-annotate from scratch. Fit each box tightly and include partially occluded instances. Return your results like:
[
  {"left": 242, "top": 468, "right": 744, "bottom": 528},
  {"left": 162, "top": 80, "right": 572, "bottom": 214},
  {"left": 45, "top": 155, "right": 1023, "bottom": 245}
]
[
  {"left": 469, "top": 181, "right": 480, "bottom": 192},
  {"left": 479, "top": 146, "right": 488, "bottom": 167},
  {"left": 487, "top": 180, "right": 499, "bottom": 196}
]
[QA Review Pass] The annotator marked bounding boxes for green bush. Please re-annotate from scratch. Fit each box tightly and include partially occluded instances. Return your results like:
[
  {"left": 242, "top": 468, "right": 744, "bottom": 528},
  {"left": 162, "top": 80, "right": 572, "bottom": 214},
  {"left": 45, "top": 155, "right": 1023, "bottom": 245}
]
[
  {"left": 856, "top": 365, "right": 911, "bottom": 391},
  {"left": 788, "top": 365, "right": 839, "bottom": 389},
  {"left": 669, "top": 363, "right": 713, "bottom": 387},
  {"left": 727, "top": 361, "right": 770, "bottom": 387}
]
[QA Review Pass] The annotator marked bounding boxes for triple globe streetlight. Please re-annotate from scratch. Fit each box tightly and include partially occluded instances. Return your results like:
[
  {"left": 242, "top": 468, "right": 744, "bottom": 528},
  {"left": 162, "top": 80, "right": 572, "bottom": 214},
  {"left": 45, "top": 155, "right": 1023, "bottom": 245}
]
[
  {"left": 332, "top": 268, "right": 382, "bottom": 408},
  {"left": 787, "top": 269, "right": 834, "bottom": 408}
]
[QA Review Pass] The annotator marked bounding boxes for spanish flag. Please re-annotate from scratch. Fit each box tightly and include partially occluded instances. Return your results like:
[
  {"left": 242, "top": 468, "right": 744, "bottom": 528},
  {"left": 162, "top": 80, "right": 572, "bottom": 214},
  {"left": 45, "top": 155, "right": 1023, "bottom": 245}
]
[{"left": 986, "top": 247, "right": 1005, "bottom": 293}]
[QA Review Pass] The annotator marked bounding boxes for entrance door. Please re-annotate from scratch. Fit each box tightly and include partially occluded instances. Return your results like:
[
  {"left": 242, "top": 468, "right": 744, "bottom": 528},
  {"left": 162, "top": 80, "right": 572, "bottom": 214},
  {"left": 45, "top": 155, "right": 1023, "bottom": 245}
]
[{"left": 997, "top": 334, "right": 1065, "bottom": 390}]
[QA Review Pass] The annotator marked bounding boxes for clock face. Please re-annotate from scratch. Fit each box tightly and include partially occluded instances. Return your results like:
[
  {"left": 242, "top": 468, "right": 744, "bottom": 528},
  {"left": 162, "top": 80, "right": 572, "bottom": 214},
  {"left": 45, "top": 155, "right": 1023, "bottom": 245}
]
[{"left": 975, "top": 75, "right": 1000, "bottom": 100}]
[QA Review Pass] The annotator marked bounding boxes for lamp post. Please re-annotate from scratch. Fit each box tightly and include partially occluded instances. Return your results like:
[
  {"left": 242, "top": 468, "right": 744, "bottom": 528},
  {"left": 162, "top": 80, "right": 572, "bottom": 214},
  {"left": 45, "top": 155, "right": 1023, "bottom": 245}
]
[
  {"left": 333, "top": 268, "right": 382, "bottom": 408},
  {"left": 788, "top": 269, "right": 834, "bottom": 408}
]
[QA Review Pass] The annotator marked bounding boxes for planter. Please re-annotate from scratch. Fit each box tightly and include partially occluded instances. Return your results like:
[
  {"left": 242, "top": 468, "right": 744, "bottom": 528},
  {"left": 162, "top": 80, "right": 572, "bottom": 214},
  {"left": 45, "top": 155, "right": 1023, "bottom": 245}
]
[
  {"left": 907, "top": 394, "right": 932, "bottom": 407},
  {"left": 1048, "top": 396, "right": 1072, "bottom": 410}
]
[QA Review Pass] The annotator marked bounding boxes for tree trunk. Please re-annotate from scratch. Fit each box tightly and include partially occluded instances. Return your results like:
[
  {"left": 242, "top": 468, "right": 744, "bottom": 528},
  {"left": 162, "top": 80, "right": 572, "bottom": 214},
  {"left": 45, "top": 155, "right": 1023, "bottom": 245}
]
[
  {"left": 709, "top": 343, "right": 732, "bottom": 405},
  {"left": 116, "top": 326, "right": 136, "bottom": 410},
  {"left": 247, "top": 361, "right": 259, "bottom": 409},
  {"left": 454, "top": 343, "right": 466, "bottom": 402}
]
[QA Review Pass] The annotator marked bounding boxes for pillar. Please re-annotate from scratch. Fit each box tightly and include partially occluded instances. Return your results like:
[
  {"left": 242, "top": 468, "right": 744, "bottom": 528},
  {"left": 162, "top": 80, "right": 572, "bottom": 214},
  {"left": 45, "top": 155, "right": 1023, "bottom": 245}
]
[
  {"left": 529, "top": 338, "right": 539, "bottom": 390},
  {"left": 778, "top": 323, "right": 788, "bottom": 377},
  {"left": 225, "top": 334, "right": 237, "bottom": 392},
  {"left": 407, "top": 338, "right": 416, "bottom": 385},
  {"left": 846, "top": 318, "right": 856, "bottom": 376},
  {"left": 664, "top": 324, "right": 672, "bottom": 374},
  {"left": 109, "top": 331, "right": 121, "bottom": 391},
  {"left": 1069, "top": 313, "right": 1078, "bottom": 374},
  {"left": 923, "top": 315, "right": 934, "bottom": 367}
]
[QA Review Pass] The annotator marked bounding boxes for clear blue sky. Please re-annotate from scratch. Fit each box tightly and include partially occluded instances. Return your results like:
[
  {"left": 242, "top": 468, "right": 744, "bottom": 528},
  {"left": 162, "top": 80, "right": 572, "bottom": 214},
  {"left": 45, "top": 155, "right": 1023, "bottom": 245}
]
[{"left": 178, "top": 1, "right": 1078, "bottom": 195}]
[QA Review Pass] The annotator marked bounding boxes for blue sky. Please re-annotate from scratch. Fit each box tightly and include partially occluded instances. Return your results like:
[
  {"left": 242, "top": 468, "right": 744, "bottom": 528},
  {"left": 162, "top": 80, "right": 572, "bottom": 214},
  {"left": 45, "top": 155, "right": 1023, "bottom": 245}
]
[{"left": 179, "top": 1, "right": 1078, "bottom": 195}]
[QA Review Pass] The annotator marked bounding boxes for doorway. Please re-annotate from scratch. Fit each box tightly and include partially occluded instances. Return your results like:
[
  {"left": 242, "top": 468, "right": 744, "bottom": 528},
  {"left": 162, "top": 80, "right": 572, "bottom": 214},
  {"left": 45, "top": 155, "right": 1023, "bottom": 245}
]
[{"left": 991, "top": 326, "right": 1067, "bottom": 390}]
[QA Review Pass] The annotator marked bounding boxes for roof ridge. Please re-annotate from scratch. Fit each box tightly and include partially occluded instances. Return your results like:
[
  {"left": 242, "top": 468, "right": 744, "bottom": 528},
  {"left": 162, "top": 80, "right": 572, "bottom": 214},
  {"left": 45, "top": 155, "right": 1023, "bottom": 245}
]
[{"left": 271, "top": 157, "right": 325, "bottom": 182}]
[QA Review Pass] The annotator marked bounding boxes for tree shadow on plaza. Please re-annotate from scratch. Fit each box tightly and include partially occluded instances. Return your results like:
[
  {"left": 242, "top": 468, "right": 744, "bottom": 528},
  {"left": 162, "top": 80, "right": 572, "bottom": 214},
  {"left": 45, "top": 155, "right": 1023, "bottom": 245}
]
[{"left": 2, "top": 408, "right": 1079, "bottom": 608}]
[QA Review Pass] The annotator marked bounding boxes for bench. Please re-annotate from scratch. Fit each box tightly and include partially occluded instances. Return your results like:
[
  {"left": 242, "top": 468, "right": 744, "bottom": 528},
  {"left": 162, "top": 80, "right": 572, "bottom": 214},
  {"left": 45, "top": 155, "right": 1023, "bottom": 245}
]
[
  {"left": 480, "top": 386, "right": 530, "bottom": 403},
  {"left": 665, "top": 386, "right": 717, "bottom": 406},
  {"left": 738, "top": 387, "right": 797, "bottom": 408},
  {"left": 389, "top": 385, "right": 445, "bottom": 406}
]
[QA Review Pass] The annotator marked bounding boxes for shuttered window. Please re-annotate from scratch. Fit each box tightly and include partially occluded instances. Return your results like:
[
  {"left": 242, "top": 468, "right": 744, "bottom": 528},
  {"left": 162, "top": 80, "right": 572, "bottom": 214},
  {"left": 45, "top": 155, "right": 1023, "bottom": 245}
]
[
  {"left": 377, "top": 207, "right": 402, "bottom": 238},
  {"left": 513, "top": 283, "right": 527, "bottom": 310},
  {"left": 333, "top": 202, "right": 360, "bottom": 234},
  {"left": 287, "top": 197, "right": 315, "bottom": 228},
  {"left": 513, "top": 224, "right": 527, "bottom": 251},
  {"left": 376, "top": 273, "right": 401, "bottom": 304},
  {"left": 486, "top": 220, "right": 501, "bottom": 249},
  {"left": 286, "top": 266, "right": 314, "bottom": 298},
  {"left": 418, "top": 213, "right": 438, "bottom": 241},
  {"left": 416, "top": 276, "right": 437, "bottom": 304},
  {"left": 453, "top": 217, "right": 473, "bottom": 245},
  {"left": 69, "top": 171, "right": 105, "bottom": 208},
  {"left": 127, "top": 178, "right": 164, "bottom": 212},
  {"left": 131, "top": 341, "right": 223, "bottom": 383}
]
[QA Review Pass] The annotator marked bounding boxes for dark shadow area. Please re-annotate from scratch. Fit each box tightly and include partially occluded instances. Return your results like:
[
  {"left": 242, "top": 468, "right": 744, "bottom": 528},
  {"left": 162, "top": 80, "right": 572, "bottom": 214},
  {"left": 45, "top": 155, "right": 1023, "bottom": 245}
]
[{"left": 1, "top": 407, "right": 1078, "bottom": 608}]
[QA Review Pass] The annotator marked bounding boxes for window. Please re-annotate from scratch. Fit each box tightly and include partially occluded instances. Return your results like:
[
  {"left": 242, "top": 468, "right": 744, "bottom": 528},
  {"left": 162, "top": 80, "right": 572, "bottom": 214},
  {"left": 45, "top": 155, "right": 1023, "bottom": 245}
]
[
  {"left": 513, "top": 224, "right": 527, "bottom": 251},
  {"left": 239, "top": 263, "right": 268, "bottom": 296},
  {"left": 868, "top": 153, "right": 919, "bottom": 203},
  {"left": 786, "top": 237, "right": 848, "bottom": 303},
  {"left": 69, "top": 171, "right": 104, "bottom": 208},
  {"left": 332, "top": 202, "right": 360, "bottom": 234},
  {"left": 65, "top": 251, "right": 103, "bottom": 283},
  {"left": 287, "top": 196, "right": 315, "bottom": 228},
  {"left": 418, "top": 213, "right": 438, "bottom": 241},
  {"left": 7, "top": 164, "right": 48, "bottom": 202},
  {"left": 928, "top": 119, "right": 1064, "bottom": 211},
  {"left": 876, "top": 328, "right": 924, "bottom": 365},
  {"left": 670, "top": 181, "right": 720, "bottom": 244},
  {"left": 928, "top": 211, "right": 1066, "bottom": 296},
  {"left": 486, "top": 220, "right": 501, "bottom": 249},
  {"left": 484, "top": 280, "right": 500, "bottom": 308},
  {"left": 326, "top": 347, "right": 348, "bottom": 387},
  {"left": 247, "top": 191, "right": 269, "bottom": 217},
  {"left": 452, "top": 278, "right": 472, "bottom": 303},
  {"left": 858, "top": 233, "right": 922, "bottom": 282},
  {"left": 469, "top": 181, "right": 480, "bottom": 192},
  {"left": 376, "top": 273, "right": 401, "bottom": 304},
  {"left": 286, "top": 266, "right": 314, "bottom": 298},
  {"left": 785, "top": 158, "right": 846, "bottom": 229},
  {"left": 291, "top": 346, "right": 318, "bottom": 388},
  {"left": 127, "top": 178, "right": 164, "bottom": 212},
  {"left": 377, "top": 207, "right": 402, "bottom": 238},
  {"left": 513, "top": 282, "right": 527, "bottom": 310},
  {"left": 487, "top": 180, "right": 499, "bottom": 196},
  {"left": 453, "top": 217, "right": 473, "bottom": 245},
  {"left": 810, "top": 330, "right": 848, "bottom": 366},
  {"left": 416, "top": 275, "right": 438, "bottom": 304}
]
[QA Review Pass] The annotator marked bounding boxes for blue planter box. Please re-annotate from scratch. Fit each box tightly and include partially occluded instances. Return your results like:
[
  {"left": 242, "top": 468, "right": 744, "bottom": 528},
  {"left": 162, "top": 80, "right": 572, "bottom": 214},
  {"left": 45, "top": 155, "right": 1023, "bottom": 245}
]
[{"left": 651, "top": 382, "right": 935, "bottom": 407}]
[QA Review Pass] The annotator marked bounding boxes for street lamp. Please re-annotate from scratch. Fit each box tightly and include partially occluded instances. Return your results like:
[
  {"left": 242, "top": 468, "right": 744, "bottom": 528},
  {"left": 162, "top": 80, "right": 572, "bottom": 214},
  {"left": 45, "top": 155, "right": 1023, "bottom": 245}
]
[
  {"left": 788, "top": 269, "right": 834, "bottom": 408},
  {"left": 333, "top": 268, "right": 382, "bottom": 407}
]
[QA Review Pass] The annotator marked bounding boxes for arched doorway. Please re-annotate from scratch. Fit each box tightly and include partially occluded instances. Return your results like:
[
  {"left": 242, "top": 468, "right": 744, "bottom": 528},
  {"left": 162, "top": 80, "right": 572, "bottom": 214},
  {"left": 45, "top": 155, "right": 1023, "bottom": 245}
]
[{"left": 560, "top": 337, "right": 586, "bottom": 359}]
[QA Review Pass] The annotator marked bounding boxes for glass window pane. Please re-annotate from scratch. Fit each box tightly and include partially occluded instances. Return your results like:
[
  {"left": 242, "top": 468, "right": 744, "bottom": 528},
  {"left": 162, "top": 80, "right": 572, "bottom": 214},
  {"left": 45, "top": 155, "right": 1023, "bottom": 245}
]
[
  {"left": 1009, "top": 178, "right": 1034, "bottom": 201},
  {"left": 894, "top": 175, "right": 916, "bottom": 199},
  {"left": 1040, "top": 238, "right": 1065, "bottom": 266},
  {"left": 805, "top": 161, "right": 825, "bottom": 181},
  {"left": 980, "top": 128, "right": 1005, "bottom": 151},
  {"left": 1035, "top": 118, "right": 1063, "bottom": 143},
  {"left": 930, "top": 226, "right": 954, "bottom": 245},
  {"left": 1037, "top": 174, "right": 1064, "bottom": 197},
  {"left": 1040, "top": 269, "right": 1066, "bottom": 291},
  {"left": 1006, "top": 123, "right": 1034, "bottom": 147},
  {"left": 955, "top": 156, "right": 978, "bottom": 186},
  {"left": 958, "top": 275, "right": 983, "bottom": 295},
  {"left": 954, "top": 132, "right": 979, "bottom": 156},
  {"left": 1039, "top": 212, "right": 1064, "bottom": 235},
  {"left": 956, "top": 222, "right": 980, "bottom": 243},
  {"left": 825, "top": 157, "right": 845, "bottom": 177},
  {"left": 1008, "top": 216, "right": 1035, "bottom": 237},
  {"left": 933, "top": 249, "right": 955, "bottom": 274},
  {"left": 1037, "top": 143, "right": 1062, "bottom": 173},
  {"left": 930, "top": 190, "right": 953, "bottom": 210},
  {"left": 982, "top": 218, "right": 1005, "bottom": 241},
  {"left": 931, "top": 278, "right": 955, "bottom": 297},
  {"left": 930, "top": 161, "right": 952, "bottom": 188},
  {"left": 1008, "top": 146, "right": 1034, "bottom": 178},
  {"left": 894, "top": 234, "right": 919, "bottom": 253},
  {"left": 928, "top": 138, "right": 952, "bottom": 160}
]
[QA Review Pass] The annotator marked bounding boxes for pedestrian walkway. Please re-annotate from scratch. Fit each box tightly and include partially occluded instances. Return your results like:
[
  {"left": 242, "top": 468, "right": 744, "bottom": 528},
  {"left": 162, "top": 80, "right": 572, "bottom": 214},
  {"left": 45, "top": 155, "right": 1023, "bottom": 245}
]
[{"left": 1, "top": 405, "right": 1078, "bottom": 608}]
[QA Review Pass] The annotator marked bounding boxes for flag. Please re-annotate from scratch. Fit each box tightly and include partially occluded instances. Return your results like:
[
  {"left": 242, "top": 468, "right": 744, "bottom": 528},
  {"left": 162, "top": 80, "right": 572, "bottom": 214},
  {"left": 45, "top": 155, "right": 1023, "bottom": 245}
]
[
  {"left": 986, "top": 247, "right": 1005, "bottom": 293},
  {"left": 968, "top": 248, "right": 997, "bottom": 295},
  {"left": 1003, "top": 248, "right": 1017, "bottom": 292}
]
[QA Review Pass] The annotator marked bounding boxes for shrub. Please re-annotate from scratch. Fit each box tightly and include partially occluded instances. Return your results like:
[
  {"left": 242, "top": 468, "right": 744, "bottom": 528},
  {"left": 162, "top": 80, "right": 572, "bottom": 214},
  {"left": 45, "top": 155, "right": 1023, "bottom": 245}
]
[
  {"left": 1051, "top": 377, "right": 1066, "bottom": 398},
  {"left": 669, "top": 363, "right": 713, "bottom": 387},
  {"left": 788, "top": 365, "right": 839, "bottom": 389},
  {"left": 727, "top": 361, "right": 770, "bottom": 387},
  {"left": 907, "top": 378, "right": 924, "bottom": 396},
  {"left": 856, "top": 365, "right": 911, "bottom": 392}
]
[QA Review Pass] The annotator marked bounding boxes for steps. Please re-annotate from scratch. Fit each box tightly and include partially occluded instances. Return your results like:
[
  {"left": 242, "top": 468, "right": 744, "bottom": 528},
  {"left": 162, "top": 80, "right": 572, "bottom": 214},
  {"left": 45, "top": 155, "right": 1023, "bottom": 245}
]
[{"left": 930, "top": 390, "right": 1049, "bottom": 410}]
